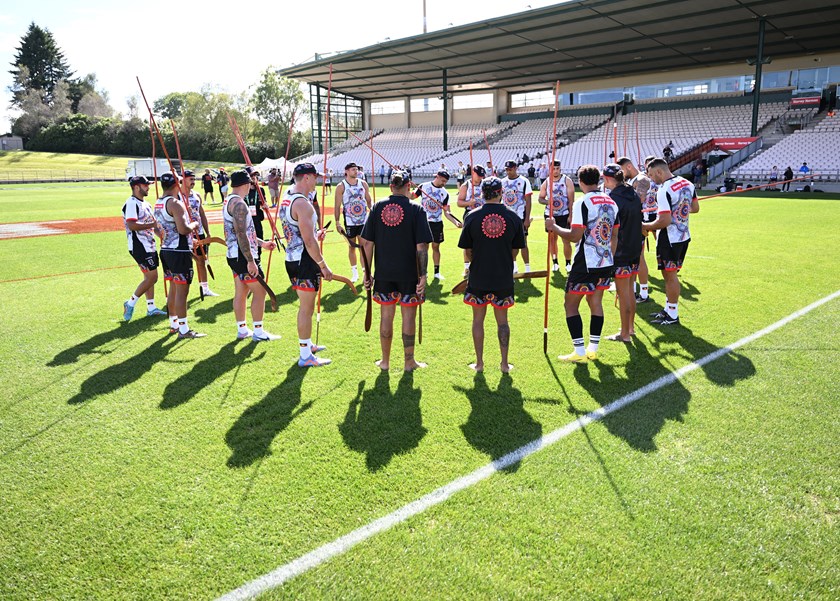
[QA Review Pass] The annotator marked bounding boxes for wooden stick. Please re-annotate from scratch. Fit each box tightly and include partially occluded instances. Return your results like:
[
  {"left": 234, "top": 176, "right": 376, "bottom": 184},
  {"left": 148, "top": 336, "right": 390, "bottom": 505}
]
[
  {"left": 266, "top": 108, "right": 298, "bottom": 283},
  {"left": 315, "top": 64, "right": 333, "bottom": 346}
]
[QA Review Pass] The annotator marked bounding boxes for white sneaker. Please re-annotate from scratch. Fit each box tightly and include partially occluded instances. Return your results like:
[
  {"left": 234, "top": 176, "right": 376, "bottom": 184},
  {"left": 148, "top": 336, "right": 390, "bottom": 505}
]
[
  {"left": 525, "top": 266, "right": 531, "bottom": 273},
  {"left": 433, "top": 272, "right": 444, "bottom": 280},
  {"left": 202, "top": 288, "right": 219, "bottom": 297},
  {"left": 552, "top": 263, "right": 560, "bottom": 272},
  {"left": 252, "top": 331, "right": 281, "bottom": 342},
  {"left": 513, "top": 265, "right": 519, "bottom": 275},
  {"left": 351, "top": 271, "right": 359, "bottom": 284},
  {"left": 236, "top": 329, "right": 253, "bottom": 340},
  {"left": 565, "top": 263, "right": 572, "bottom": 274}
]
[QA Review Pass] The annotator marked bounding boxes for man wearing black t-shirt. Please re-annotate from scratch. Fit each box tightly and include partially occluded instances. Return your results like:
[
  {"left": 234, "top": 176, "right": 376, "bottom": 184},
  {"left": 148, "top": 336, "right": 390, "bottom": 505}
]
[
  {"left": 244, "top": 166, "right": 267, "bottom": 259},
  {"left": 603, "top": 164, "right": 642, "bottom": 342},
  {"left": 361, "top": 171, "right": 433, "bottom": 372},
  {"left": 458, "top": 177, "right": 525, "bottom": 373}
]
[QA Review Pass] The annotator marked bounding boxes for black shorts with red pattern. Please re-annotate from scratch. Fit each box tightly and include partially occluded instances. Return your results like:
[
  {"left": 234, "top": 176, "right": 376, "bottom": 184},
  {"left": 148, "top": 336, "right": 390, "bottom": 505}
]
[
  {"left": 286, "top": 253, "right": 321, "bottom": 292},
  {"left": 565, "top": 267, "right": 612, "bottom": 295},
  {"left": 373, "top": 280, "right": 423, "bottom": 306},
  {"left": 463, "top": 286, "right": 515, "bottom": 309},
  {"left": 344, "top": 224, "right": 364, "bottom": 239},
  {"left": 227, "top": 255, "right": 264, "bottom": 284},
  {"left": 657, "top": 236, "right": 690, "bottom": 272},
  {"left": 429, "top": 221, "right": 444, "bottom": 244},
  {"left": 160, "top": 250, "right": 193, "bottom": 285},
  {"left": 129, "top": 246, "right": 159, "bottom": 272},
  {"left": 613, "top": 262, "right": 640, "bottom": 279},
  {"left": 553, "top": 214, "right": 569, "bottom": 228}
]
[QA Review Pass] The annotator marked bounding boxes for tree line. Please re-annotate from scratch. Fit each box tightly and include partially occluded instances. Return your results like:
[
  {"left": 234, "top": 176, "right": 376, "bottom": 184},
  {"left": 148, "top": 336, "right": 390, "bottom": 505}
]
[{"left": 6, "top": 23, "right": 311, "bottom": 162}]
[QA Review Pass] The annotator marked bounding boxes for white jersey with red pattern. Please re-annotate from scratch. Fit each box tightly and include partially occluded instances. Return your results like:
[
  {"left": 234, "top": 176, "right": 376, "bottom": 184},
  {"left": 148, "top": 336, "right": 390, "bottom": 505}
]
[
  {"left": 543, "top": 176, "right": 570, "bottom": 217},
  {"left": 570, "top": 191, "right": 620, "bottom": 271},
  {"left": 223, "top": 195, "right": 258, "bottom": 260},
  {"left": 501, "top": 175, "right": 532, "bottom": 219},
  {"left": 642, "top": 178, "right": 660, "bottom": 224},
  {"left": 463, "top": 180, "right": 485, "bottom": 213},
  {"left": 154, "top": 195, "right": 193, "bottom": 251},
  {"left": 278, "top": 190, "right": 318, "bottom": 262},
  {"left": 122, "top": 196, "right": 157, "bottom": 252},
  {"left": 658, "top": 176, "right": 696, "bottom": 243},
  {"left": 415, "top": 181, "right": 449, "bottom": 222},
  {"left": 340, "top": 178, "right": 368, "bottom": 226},
  {"left": 187, "top": 191, "right": 204, "bottom": 236}
]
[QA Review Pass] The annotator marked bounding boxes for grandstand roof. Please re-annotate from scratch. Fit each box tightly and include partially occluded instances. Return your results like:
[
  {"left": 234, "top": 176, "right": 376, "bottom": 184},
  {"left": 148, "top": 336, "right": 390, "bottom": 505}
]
[{"left": 279, "top": 0, "right": 840, "bottom": 99}]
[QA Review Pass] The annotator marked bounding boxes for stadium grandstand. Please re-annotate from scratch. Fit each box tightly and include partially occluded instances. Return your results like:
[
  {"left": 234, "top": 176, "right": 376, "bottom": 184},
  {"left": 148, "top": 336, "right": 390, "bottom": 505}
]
[{"left": 277, "top": 0, "right": 840, "bottom": 189}]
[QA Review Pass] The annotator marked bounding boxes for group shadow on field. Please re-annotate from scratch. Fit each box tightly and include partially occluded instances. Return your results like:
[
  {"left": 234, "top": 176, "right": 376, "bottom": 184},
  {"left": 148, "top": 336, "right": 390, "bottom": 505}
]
[
  {"left": 455, "top": 372, "right": 557, "bottom": 472},
  {"left": 339, "top": 370, "right": 426, "bottom": 472},
  {"left": 47, "top": 317, "right": 165, "bottom": 367}
]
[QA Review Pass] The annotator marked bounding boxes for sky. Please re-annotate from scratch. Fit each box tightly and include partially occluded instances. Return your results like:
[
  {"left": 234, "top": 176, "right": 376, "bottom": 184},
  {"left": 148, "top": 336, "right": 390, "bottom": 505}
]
[{"left": 0, "top": 0, "right": 564, "bottom": 133}]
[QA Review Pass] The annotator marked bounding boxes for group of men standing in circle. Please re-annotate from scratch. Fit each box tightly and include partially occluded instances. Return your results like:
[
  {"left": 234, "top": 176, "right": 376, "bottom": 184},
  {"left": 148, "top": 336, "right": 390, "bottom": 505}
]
[{"left": 120, "top": 151, "right": 698, "bottom": 373}]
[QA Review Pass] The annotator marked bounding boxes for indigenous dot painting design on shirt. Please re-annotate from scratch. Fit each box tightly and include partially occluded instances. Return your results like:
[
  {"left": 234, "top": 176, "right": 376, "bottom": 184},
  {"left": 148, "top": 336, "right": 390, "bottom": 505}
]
[
  {"left": 572, "top": 191, "right": 619, "bottom": 270},
  {"left": 465, "top": 180, "right": 485, "bottom": 212},
  {"left": 187, "top": 192, "right": 204, "bottom": 235},
  {"left": 660, "top": 176, "right": 695, "bottom": 244},
  {"left": 154, "top": 195, "right": 192, "bottom": 251},
  {"left": 545, "top": 177, "right": 569, "bottom": 217},
  {"left": 341, "top": 179, "right": 368, "bottom": 226},
  {"left": 381, "top": 203, "right": 405, "bottom": 227},
  {"left": 643, "top": 180, "right": 659, "bottom": 223},
  {"left": 501, "top": 176, "right": 529, "bottom": 219},
  {"left": 122, "top": 196, "right": 157, "bottom": 253},
  {"left": 418, "top": 182, "right": 448, "bottom": 222},
  {"left": 481, "top": 212, "right": 507, "bottom": 239},
  {"left": 278, "top": 191, "right": 317, "bottom": 262},
  {"left": 222, "top": 195, "right": 258, "bottom": 260}
]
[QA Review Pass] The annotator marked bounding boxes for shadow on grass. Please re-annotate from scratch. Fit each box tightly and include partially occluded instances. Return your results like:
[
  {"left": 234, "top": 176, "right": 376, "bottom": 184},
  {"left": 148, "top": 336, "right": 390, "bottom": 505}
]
[
  {"left": 456, "top": 372, "right": 546, "bottom": 473},
  {"left": 47, "top": 317, "right": 167, "bottom": 366},
  {"left": 513, "top": 278, "right": 542, "bottom": 304},
  {"left": 67, "top": 335, "right": 178, "bottom": 405},
  {"left": 226, "top": 363, "right": 328, "bottom": 468},
  {"left": 160, "top": 341, "right": 264, "bottom": 410},
  {"left": 425, "top": 277, "right": 449, "bottom": 306},
  {"left": 339, "top": 370, "right": 426, "bottom": 472},
  {"left": 320, "top": 285, "right": 360, "bottom": 314}
]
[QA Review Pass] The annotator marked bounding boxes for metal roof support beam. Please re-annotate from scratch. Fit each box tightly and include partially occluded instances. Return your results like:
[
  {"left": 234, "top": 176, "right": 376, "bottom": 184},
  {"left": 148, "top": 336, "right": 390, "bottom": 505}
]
[
  {"left": 751, "top": 17, "right": 766, "bottom": 137},
  {"left": 442, "top": 68, "right": 448, "bottom": 152}
]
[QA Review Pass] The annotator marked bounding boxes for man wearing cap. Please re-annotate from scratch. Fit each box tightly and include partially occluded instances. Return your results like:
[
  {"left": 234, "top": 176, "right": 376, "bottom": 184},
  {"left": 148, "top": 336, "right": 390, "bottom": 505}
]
[
  {"left": 278, "top": 163, "right": 334, "bottom": 367},
  {"left": 244, "top": 166, "right": 268, "bottom": 260},
  {"left": 217, "top": 167, "right": 230, "bottom": 199},
  {"left": 456, "top": 165, "right": 487, "bottom": 278},
  {"left": 224, "top": 169, "right": 280, "bottom": 342},
  {"left": 361, "top": 171, "right": 433, "bottom": 372},
  {"left": 545, "top": 165, "right": 619, "bottom": 362},
  {"left": 334, "top": 162, "right": 372, "bottom": 283},
  {"left": 121, "top": 176, "right": 167, "bottom": 321},
  {"left": 501, "top": 159, "right": 533, "bottom": 274},
  {"left": 412, "top": 170, "right": 462, "bottom": 280},
  {"left": 154, "top": 172, "right": 204, "bottom": 338},
  {"left": 201, "top": 169, "right": 216, "bottom": 204},
  {"left": 603, "top": 163, "right": 642, "bottom": 342},
  {"left": 458, "top": 177, "right": 525, "bottom": 373},
  {"left": 538, "top": 160, "right": 575, "bottom": 273},
  {"left": 644, "top": 158, "right": 699, "bottom": 326},
  {"left": 183, "top": 169, "right": 218, "bottom": 298}
]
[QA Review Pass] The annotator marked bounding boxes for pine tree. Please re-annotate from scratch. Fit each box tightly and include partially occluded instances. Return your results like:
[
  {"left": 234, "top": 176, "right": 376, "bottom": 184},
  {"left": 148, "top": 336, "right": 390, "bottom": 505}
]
[{"left": 8, "top": 22, "right": 73, "bottom": 106}]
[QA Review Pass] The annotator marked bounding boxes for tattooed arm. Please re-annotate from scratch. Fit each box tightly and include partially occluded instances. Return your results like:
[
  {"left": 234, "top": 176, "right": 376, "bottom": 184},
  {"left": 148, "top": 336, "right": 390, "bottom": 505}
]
[
  {"left": 231, "top": 197, "right": 258, "bottom": 277},
  {"left": 415, "top": 243, "right": 429, "bottom": 296}
]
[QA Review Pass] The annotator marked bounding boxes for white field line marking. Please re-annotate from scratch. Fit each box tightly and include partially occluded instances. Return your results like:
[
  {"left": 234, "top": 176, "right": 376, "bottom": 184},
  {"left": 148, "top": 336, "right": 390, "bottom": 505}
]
[
  {"left": 218, "top": 289, "right": 840, "bottom": 601},
  {"left": 687, "top": 255, "right": 715, "bottom": 260}
]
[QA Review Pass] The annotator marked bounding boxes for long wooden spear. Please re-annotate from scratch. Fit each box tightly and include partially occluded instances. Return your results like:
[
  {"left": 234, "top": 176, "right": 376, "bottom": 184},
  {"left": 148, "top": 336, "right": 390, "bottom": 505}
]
[
  {"left": 265, "top": 108, "right": 298, "bottom": 282},
  {"left": 314, "top": 64, "right": 333, "bottom": 346}
]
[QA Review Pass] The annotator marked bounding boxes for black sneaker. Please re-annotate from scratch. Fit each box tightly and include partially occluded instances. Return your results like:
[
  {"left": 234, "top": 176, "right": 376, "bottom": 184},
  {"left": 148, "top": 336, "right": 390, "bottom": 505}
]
[
  {"left": 635, "top": 294, "right": 650, "bottom": 303},
  {"left": 649, "top": 310, "right": 668, "bottom": 320},
  {"left": 178, "top": 329, "right": 207, "bottom": 339},
  {"left": 651, "top": 314, "right": 680, "bottom": 326}
]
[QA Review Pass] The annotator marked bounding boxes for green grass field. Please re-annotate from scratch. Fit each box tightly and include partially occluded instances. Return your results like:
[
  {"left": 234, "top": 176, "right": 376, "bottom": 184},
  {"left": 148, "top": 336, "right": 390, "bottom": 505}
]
[{"left": 0, "top": 185, "right": 838, "bottom": 600}]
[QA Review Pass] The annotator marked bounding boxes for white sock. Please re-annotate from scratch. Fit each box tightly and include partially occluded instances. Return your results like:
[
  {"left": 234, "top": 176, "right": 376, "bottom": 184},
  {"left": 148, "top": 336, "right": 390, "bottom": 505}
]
[
  {"left": 299, "top": 338, "right": 313, "bottom": 359},
  {"left": 464, "top": 262, "right": 470, "bottom": 270},
  {"left": 665, "top": 302, "right": 678, "bottom": 319},
  {"left": 253, "top": 321, "right": 263, "bottom": 335},
  {"left": 588, "top": 338, "right": 600, "bottom": 353},
  {"left": 178, "top": 318, "right": 189, "bottom": 334},
  {"left": 127, "top": 294, "right": 138, "bottom": 307},
  {"left": 572, "top": 338, "right": 585, "bottom": 356},
  {"left": 170, "top": 316, "right": 178, "bottom": 330},
  {"left": 200, "top": 281, "right": 209, "bottom": 290},
  {"left": 146, "top": 299, "right": 156, "bottom": 310},
  {"left": 351, "top": 265, "right": 358, "bottom": 275},
  {"left": 524, "top": 263, "right": 530, "bottom": 272},
  {"left": 237, "top": 320, "right": 248, "bottom": 334},
  {"left": 639, "top": 284, "right": 649, "bottom": 299}
]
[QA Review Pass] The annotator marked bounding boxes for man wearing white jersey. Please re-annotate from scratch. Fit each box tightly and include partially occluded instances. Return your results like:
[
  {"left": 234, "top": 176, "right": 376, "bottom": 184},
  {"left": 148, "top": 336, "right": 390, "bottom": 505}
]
[
  {"left": 618, "top": 156, "right": 652, "bottom": 302},
  {"left": 223, "top": 170, "right": 279, "bottom": 342},
  {"left": 183, "top": 169, "right": 218, "bottom": 298},
  {"left": 644, "top": 158, "right": 699, "bottom": 326},
  {"left": 412, "top": 170, "right": 462, "bottom": 280},
  {"left": 501, "top": 159, "right": 533, "bottom": 274},
  {"left": 334, "top": 162, "right": 372, "bottom": 283},
  {"left": 538, "top": 159, "right": 575, "bottom": 273},
  {"left": 546, "top": 165, "right": 619, "bottom": 363},
  {"left": 456, "top": 165, "right": 487, "bottom": 277},
  {"left": 154, "top": 172, "right": 203, "bottom": 338},
  {"left": 121, "top": 176, "right": 167, "bottom": 321},
  {"left": 278, "top": 163, "right": 334, "bottom": 367}
]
